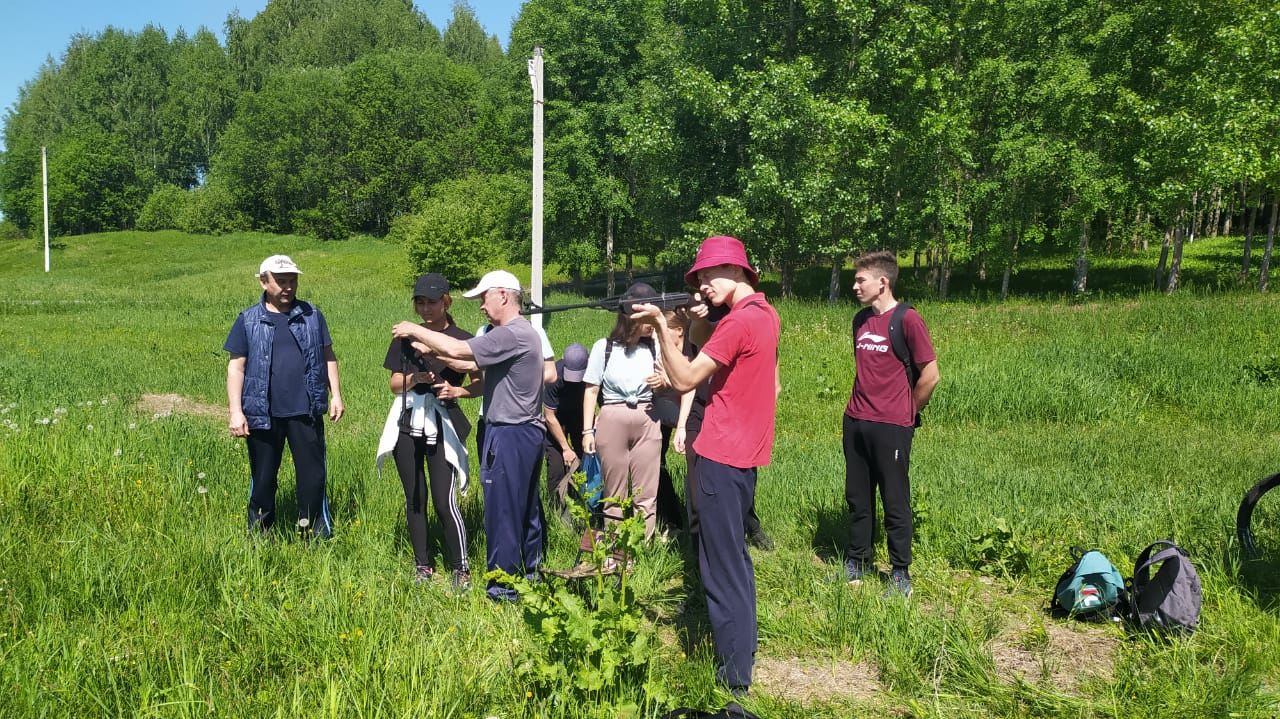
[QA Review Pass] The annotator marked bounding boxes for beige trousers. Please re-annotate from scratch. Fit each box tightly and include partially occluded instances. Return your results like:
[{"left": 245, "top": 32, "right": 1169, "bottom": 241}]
[{"left": 594, "top": 403, "right": 662, "bottom": 539}]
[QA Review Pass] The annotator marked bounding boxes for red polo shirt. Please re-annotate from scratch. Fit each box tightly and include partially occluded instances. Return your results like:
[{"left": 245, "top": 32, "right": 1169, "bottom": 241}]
[
  {"left": 694, "top": 293, "right": 780, "bottom": 469},
  {"left": 845, "top": 305, "right": 936, "bottom": 428}
]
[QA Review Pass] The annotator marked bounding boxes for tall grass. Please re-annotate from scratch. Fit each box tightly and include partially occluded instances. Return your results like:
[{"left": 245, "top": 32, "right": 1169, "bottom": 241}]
[{"left": 0, "top": 231, "right": 1277, "bottom": 717}]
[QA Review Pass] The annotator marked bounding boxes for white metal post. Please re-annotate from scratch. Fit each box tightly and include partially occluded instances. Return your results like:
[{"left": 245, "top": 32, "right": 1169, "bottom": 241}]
[
  {"left": 42, "top": 146, "right": 50, "bottom": 273},
  {"left": 528, "top": 47, "right": 544, "bottom": 328}
]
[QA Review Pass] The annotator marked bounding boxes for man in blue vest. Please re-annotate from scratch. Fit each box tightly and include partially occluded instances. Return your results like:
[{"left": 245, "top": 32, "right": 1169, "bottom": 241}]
[{"left": 225, "top": 255, "right": 345, "bottom": 538}]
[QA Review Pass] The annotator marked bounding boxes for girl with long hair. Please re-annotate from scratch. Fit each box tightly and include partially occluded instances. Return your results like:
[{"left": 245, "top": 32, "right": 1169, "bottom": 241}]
[{"left": 581, "top": 282, "right": 666, "bottom": 545}]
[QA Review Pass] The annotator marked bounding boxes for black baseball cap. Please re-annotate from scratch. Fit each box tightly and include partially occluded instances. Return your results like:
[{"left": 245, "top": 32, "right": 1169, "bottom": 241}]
[
  {"left": 413, "top": 273, "right": 450, "bottom": 300},
  {"left": 619, "top": 282, "right": 657, "bottom": 313}
]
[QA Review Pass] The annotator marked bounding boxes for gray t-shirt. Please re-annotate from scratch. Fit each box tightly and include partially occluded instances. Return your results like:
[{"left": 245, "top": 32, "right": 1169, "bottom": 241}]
[{"left": 467, "top": 317, "right": 545, "bottom": 427}]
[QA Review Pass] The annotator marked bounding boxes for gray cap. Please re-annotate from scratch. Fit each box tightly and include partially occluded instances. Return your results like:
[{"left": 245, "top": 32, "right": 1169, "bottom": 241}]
[{"left": 562, "top": 343, "right": 589, "bottom": 382}]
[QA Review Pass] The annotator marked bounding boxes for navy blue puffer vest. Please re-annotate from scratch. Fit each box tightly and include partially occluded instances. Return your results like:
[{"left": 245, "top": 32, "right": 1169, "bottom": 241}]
[{"left": 238, "top": 298, "right": 328, "bottom": 429}]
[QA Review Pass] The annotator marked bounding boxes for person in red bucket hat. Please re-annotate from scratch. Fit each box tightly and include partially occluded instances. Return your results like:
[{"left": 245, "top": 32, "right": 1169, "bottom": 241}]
[
  {"left": 631, "top": 235, "right": 778, "bottom": 716},
  {"left": 683, "top": 235, "right": 760, "bottom": 288}
]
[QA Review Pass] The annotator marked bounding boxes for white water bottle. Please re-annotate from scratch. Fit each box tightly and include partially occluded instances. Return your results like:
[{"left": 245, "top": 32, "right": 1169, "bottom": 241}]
[{"left": 1076, "top": 583, "right": 1102, "bottom": 611}]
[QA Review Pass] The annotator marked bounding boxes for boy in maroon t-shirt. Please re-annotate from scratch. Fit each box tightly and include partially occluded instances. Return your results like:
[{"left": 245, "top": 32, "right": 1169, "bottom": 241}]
[
  {"left": 844, "top": 251, "right": 939, "bottom": 598},
  {"left": 631, "top": 235, "right": 778, "bottom": 717}
]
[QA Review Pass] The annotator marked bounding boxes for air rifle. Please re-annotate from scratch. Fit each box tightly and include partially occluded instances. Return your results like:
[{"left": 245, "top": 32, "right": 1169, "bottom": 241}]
[{"left": 523, "top": 291, "right": 694, "bottom": 316}]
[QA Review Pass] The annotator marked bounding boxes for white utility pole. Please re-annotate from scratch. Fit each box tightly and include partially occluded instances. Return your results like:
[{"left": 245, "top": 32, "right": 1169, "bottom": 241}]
[
  {"left": 528, "top": 47, "right": 545, "bottom": 328},
  {"left": 42, "top": 146, "right": 50, "bottom": 273}
]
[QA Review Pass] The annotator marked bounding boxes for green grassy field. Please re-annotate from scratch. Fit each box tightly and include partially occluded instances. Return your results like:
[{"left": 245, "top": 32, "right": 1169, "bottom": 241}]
[{"left": 1, "top": 231, "right": 1278, "bottom": 718}]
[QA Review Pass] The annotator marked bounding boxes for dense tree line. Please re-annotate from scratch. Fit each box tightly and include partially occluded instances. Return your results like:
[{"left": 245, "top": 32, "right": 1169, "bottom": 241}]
[
  {"left": 2, "top": 0, "right": 1277, "bottom": 294},
  {"left": 0, "top": 1, "right": 519, "bottom": 259}
]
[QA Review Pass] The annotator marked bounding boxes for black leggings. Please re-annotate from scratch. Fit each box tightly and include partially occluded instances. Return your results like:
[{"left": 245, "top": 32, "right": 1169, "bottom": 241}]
[
  {"left": 656, "top": 425, "right": 686, "bottom": 530},
  {"left": 391, "top": 428, "right": 469, "bottom": 571}
]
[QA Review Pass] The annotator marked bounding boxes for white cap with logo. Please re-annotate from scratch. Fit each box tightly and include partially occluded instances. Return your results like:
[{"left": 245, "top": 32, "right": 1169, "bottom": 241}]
[
  {"left": 258, "top": 255, "right": 302, "bottom": 277},
  {"left": 463, "top": 270, "right": 522, "bottom": 298}
]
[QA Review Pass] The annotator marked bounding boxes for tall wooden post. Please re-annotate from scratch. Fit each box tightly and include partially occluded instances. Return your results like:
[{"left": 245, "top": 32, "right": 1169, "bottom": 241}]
[
  {"left": 528, "top": 47, "right": 544, "bottom": 328},
  {"left": 42, "top": 146, "right": 50, "bottom": 273}
]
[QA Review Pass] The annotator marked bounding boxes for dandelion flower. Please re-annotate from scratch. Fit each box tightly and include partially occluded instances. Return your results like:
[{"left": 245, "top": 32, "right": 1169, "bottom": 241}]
[
  {"left": 526, "top": 691, "right": 533, "bottom": 699},
  {"left": 51, "top": 418, "right": 59, "bottom": 425},
  {"left": 54, "top": 407, "right": 66, "bottom": 415},
  {"left": 113, "top": 448, "right": 122, "bottom": 457},
  {"left": 197, "top": 486, "right": 208, "bottom": 495},
  {"left": 86, "top": 424, "right": 94, "bottom": 431},
  {"left": 297, "top": 518, "right": 311, "bottom": 529},
  {"left": 128, "top": 422, "right": 137, "bottom": 430},
  {"left": 100, "top": 398, "right": 109, "bottom": 405},
  {"left": 37, "top": 418, "right": 50, "bottom": 425},
  {"left": 197, "top": 472, "right": 206, "bottom": 480}
]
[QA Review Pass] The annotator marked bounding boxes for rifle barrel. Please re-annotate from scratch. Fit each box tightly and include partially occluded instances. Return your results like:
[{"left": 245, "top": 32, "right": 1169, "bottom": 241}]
[{"left": 522, "top": 292, "right": 692, "bottom": 316}]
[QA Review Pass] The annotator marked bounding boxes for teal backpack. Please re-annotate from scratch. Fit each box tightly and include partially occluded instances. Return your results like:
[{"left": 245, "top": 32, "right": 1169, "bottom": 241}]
[{"left": 1053, "top": 548, "right": 1126, "bottom": 618}]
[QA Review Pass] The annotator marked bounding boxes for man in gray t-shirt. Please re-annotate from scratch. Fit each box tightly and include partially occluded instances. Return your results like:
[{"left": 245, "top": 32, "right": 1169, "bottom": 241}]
[
  {"left": 393, "top": 269, "right": 546, "bottom": 601},
  {"left": 470, "top": 319, "right": 545, "bottom": 427}
]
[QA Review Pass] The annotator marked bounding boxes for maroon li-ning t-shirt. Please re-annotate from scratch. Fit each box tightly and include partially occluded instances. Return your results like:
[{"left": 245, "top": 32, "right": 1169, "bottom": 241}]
[{"left": 845, "top": 305, "right": 936, "bottom": 428}]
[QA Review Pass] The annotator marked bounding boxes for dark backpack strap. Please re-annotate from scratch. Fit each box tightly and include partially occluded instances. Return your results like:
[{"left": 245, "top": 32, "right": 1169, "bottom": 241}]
[
  {"left": 888, "top": 302, "right": 917, "bottom": 389},
  {"left": 1133, "top": 541, "right": 1186, "bottom": 584}
]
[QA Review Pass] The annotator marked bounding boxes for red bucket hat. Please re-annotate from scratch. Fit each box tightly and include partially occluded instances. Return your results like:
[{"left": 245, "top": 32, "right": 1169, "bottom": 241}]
[{"left": 683, "top": 235, "right": 759, "bottom": 287}]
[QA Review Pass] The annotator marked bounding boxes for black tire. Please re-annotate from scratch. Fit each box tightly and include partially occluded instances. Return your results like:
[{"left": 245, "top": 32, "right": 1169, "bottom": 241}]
[{"left": 1237, "top": 471, "right": 1280, "bottom": 560}]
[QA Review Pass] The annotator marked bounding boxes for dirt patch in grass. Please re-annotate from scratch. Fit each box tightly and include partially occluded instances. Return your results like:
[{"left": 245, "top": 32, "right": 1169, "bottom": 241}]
[
  {"left": 929, "top": 570, "right": 1119, "bottom": 693},
  {"left": 989, "top": 619, "right": 1118, "bottom": 692},
  {"left": 136, "top": 393, "right": 224, "bottom": 420},
  {"left": 754, "top": 655, "right": 882, "bottom": 704}
]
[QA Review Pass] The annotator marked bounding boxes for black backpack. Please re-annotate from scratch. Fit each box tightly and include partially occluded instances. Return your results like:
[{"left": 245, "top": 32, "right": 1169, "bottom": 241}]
[
  {"left": 1120, "top": 540, "right": 1202, "bottom": 636},
  {"left": 852, "top": 302, "right": 921, "bottom": 426}
]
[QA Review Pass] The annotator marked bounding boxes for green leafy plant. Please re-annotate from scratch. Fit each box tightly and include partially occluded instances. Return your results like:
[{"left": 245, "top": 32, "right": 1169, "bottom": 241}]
[
  {"left": 1243, "top": 356, "right": 1280, "bottom": 386},
  {"left": 0, "top": 218, "right": 28, "bottom": 240},
  {"left": 487, "top": 477, "right": 666, "bottom": 712},
  {"left": 970, "top": 517, "right": 1032, "bottom": 578},
  {"left": 136, "top": 184, "right": 188, "bottom": 231}
]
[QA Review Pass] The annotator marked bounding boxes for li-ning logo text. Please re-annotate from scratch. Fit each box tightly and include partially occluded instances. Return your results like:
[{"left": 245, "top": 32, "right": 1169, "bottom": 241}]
[{"left": 856, "top": 331, "right": 890, "bottom": 353}]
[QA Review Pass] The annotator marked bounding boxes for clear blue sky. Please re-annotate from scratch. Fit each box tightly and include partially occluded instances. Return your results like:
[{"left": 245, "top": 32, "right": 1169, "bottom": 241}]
[{"left": 0, "top": 1, "right": 526, "bottom": 150}]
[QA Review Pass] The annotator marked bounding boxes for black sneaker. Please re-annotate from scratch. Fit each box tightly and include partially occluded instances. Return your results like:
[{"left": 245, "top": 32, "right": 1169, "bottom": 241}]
[
  {"left": 885, "top": 567, "right": 913, "bottom": 598},
  {"left": 450, "top": 568, "right": 471, "bottom": 592},
  {"left": 844, "top": 558, "right": 872, "bottom": 583},
  {"left": 414, "top": 565, "right": 435, "bottom": 584},
  {"left": 747, "top": 529, "right": 775, "bottom": 551},
  {"left": 717, "top": 700, "right": 760, "bottom": 719}
]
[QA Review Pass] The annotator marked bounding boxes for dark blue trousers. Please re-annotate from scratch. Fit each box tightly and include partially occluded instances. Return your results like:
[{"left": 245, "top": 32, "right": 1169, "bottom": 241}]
[
  {"left": 689, "top": 456, "right": 757, "bottom": 690},
  {"left": 481, "top": 423, "right": 545, "bottom": 599},
  {"left": 246, "top": 414, "right": 332, "bottom": 537}
]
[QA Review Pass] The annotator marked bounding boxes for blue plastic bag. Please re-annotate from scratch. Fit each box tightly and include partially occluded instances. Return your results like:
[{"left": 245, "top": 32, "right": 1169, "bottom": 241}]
[{"left": 580, "top": 453, "right": 603, "bottom": 511}]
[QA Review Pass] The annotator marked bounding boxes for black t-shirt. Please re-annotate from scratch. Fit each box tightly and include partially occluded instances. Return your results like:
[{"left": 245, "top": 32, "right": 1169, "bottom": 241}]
[
  {"left": 382, "top": 321, "right": 473, "bottom": 394},
  {"left": 543, "top": 359, "right": 586, "bottom": 435},
  {"left": 267, "top": 313, "right": 310, "bottom": 417}
]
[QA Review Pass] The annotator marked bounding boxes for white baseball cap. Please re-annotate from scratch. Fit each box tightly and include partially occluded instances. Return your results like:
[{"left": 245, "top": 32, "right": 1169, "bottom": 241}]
[
  {"left": 463, "top": 270, "right": 522, "bottom": 298},
  {"left": 258, "top": 255, "right": 302, "bottom": 276}
]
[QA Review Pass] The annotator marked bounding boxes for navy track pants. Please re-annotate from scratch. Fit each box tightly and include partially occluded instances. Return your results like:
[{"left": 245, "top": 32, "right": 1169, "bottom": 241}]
[{"left": 480, "top": 423, "right": 545, "bottom": 599}]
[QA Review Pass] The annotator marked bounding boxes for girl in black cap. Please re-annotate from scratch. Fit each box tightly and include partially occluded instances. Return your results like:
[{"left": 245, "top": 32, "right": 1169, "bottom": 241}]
[{"left": 376, "top": 274, "right": 482, "bottom": 588}]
